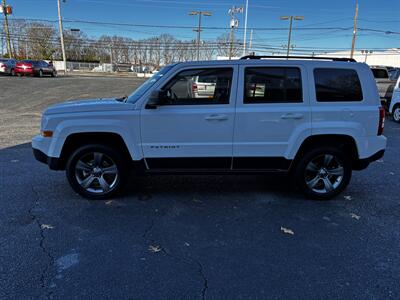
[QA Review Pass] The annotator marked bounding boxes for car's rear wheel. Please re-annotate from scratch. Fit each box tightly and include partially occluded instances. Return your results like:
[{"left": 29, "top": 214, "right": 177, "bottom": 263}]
[
  {"left": 393, "top": 105, "right": 400, "bottom": 123},
  {"left": 66, "top": 145, "right": 127, "bottom": 199},
  {"left": 51, "top": 70, "right": 57, "bottom": 77},
  {"left": 39, "top": 70, "right": 43, "bottom": 77},
  {"left": 293, "top": 147, "right": 352, "bottom": 200}
]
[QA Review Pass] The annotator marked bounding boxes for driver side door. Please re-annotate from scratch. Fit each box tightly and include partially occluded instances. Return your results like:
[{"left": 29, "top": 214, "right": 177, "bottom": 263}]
[{"left": 140, "top": 65, "right": 238, "bottom": 170}]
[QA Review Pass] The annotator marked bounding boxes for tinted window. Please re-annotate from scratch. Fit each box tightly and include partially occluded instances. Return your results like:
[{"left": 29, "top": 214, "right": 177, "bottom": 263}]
[
  {"left": 244, "top": 67, "right": 302, "bottom": 103},
  {"left": 371, "top": 68, "right": 388, "bottom": 79},
  {"left": 314, "top": 68, "right": 363, "bottom": 102},
  {"left": 162, "top": 68, "right": 233, "bottom": 105},
  {"left": 389, "top": 69, "right": 400, "bottom": 81}
]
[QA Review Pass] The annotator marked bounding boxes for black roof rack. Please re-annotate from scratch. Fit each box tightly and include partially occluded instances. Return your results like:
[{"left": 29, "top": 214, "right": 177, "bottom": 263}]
[{"left": 240, "top": 55, "right": 356, "bottom": 62}]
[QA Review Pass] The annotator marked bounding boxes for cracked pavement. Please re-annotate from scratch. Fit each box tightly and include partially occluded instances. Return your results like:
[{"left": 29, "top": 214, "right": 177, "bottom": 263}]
[{"left": 1, "top": 76, "right": 400, "bottom": 299}]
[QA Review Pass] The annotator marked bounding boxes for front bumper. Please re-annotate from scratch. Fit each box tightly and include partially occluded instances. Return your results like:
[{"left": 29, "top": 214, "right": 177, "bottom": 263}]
[
  {"left": 33, "top": 148, "right": 62, "bottom": 170},
  {"left": 32, "top": 135, "right": 63, "bottom": 170}
]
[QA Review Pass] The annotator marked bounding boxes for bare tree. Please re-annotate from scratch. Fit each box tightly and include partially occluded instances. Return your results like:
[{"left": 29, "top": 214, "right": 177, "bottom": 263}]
[
  {"left": 202, "top": 41, "right": 216, "bottom": 60},
  {"left": 26, "top": 23, "right": 57, "bottom": 59},
  {"left": 216, "top": 33, "right": 240, "bottom": 58}
]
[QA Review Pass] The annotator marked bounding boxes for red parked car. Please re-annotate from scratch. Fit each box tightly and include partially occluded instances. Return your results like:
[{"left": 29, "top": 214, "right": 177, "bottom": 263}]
[{"left": 15, "top": 60, "right": 57, "bottom": 77}]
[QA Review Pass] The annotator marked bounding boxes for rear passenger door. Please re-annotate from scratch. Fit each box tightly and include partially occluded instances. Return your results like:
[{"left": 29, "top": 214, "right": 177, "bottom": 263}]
[{"left": 232, "top": 64, "right": 311, "bottom": 170}]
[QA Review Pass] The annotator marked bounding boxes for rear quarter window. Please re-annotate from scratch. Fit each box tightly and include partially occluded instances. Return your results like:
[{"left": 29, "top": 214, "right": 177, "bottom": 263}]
[{"left": 314, "top": 68, "right": 363, "bottom": 102}]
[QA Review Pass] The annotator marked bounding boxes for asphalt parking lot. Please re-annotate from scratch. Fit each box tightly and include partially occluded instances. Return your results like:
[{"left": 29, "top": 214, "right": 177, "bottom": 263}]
[{"left": 1, "top": 75, "right": 400, "bottom": 299}]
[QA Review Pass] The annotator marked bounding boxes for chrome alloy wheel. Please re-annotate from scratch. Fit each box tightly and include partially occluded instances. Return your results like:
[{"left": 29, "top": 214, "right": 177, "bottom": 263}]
[
  {"left": 304, "top": 154, "right": 344, "bottom": 194},
  {"left": 394, "top": 107, "right": 400, "bottom": 122},
  {"left": 74, "top": 152, "right": 119, "bottom": 194}
]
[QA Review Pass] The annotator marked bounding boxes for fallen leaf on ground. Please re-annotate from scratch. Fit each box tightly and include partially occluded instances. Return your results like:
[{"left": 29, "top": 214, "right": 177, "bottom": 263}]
[
  {"left": 389, "top": 172, "right": 395, "bottom": 175},
  {"left": 10, "top": 160, "right": 19, "bottom": 163},
  {"left": 105, "top": 200, "right": 113, "bottom": 205},
  {"left": 184, "top": 242, "right": 190, "bottom": 247},
  {"left": 344, "top": 195, "right": 353, "bottom": 201},
  {"left": 280, "top": 227, "right": 294, "bottom": 235},
  {"left": 41, "top": 224, "right": 54, "bottom": 229},
  {"left": 377, "top": 159, "right": 384, "bottom": 163},
  {"left": 192, "top": 198, "right": 202, "bottom": 203},
  {"left": 350, "top": 213, "right": 361, "bottom": 220},
  {"left": 148, "top": 245, "right": 162, "bottom": 253}
]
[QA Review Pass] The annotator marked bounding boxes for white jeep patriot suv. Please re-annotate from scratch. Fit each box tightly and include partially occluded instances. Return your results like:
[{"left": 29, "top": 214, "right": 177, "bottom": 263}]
[{"left": 32, "top": 56, "right": 387, "bottom": 200}]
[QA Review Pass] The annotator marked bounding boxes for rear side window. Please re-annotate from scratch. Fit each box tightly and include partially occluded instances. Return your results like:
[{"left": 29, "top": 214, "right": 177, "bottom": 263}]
[
  {"left": 244, "top": 67, "right": 302, "bottom": 104},
  {"left": 314, "top": 68, "right": 363, "bottom": 102}
]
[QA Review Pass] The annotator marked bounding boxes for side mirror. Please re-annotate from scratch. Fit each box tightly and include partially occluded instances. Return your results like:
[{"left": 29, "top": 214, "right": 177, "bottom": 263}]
[{"left": 145, "top": 90, "right": 166, "bottom": 109}]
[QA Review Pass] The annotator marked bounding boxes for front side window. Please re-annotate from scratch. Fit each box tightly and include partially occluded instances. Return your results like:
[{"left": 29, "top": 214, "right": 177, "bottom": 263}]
[
  {"left": 161, "top": 68, "right": 233, "bottom": 105},
  {"left": 244, "top": 67, "right": 302, "bottom": 104},
  {"left": 127, "top": 64, "right": 176, "bottom": 103},
  {"left": 314, "top": 68, "right": 363, "bottom": 102}
]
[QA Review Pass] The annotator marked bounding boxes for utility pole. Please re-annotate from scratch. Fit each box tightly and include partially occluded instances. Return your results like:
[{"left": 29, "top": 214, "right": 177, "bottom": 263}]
[
  {"left": 242, "top": 0, "right": 249, "bottom": 56},
  {"left": 361, "top": 50, "right": 372, "bottom": 63},
  {"left": 189, "top": 11, "right": 212, "bottom": 61},
  {"left": 350, "top": 0, "right": 359, "bottom": 59},
  {"left": 110, "top": 44, "right": 113, "bottom": 66},
  {"left": 25, "top": 39, "right": 28, "bottom": 59},
  {"left": 2, "top": 0, "right": 13, "bottom": 58},
  {"left": 228, "top": 6, "right": 243, "bottom": 60},
  {"left": 57, "top": 0, "right": 67, "bottom": 74},
  {"left": 280, "top": 15, "right": 304, "bottom": 57},
  {"left": 248, "top": 29, "right": 253, "bottom": 54}
]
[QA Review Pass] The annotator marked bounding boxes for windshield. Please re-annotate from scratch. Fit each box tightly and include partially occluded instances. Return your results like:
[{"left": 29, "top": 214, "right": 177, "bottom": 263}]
[{"left": 127, "top": 64, "right": 176, "bottom": 103}]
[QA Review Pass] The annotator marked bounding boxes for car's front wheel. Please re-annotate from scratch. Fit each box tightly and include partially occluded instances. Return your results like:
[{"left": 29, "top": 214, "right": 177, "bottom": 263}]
[
  {"left": 293, "top": 147, "right": 352, "bottom": 200},
  {"left": 393, "top": 105, "right": 400, "bottom": 123},
  {"left": 66, "top": 145, "right": 127, "bottom": 199}
]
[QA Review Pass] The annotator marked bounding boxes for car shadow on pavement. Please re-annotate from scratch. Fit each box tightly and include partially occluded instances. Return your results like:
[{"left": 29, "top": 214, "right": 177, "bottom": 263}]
[{"left": 1, "top": 142, "right": 300, "bottom": 202}]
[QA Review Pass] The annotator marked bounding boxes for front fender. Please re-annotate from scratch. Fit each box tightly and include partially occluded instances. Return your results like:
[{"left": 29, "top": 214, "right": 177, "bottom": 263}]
[{"left": 46, "top": 113, "right": 142, "bottom": 160}]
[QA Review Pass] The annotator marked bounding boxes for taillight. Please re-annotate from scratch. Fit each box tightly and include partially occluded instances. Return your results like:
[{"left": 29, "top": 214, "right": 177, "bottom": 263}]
[
  {"left": 192, "top": 83, "right": 198, "bottom": 93},
  {"left": 378, "top": 106, "right": 385, "bottom": 136}
]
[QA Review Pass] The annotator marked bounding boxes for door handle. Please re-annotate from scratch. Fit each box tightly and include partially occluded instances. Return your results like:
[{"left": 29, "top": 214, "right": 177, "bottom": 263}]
[
  {"left": 205, "top": 114, "right": 229, "bottom": 121},
  {"left": 281, "top": 113, "right": 304, "bottom": 120}
]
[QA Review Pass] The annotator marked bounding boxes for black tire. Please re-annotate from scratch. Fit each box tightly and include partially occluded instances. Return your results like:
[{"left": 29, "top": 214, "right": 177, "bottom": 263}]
[
  {"left": 392, "top": 105, "right": 400, "bottom": 123},
  {"left": 66, "top": 144, "right": 128, "bottom": 200},
  {"left": 10, "top": 69, "right": 15, "bottom": 76},
  {"left": 39, "top": 70, "right": 43, "bottom": 77},
  {"left": 293, "top": 147, "right": 352, "bottom": 200},
  {"left": 51, "top": 70, "right": 57, "bottom": 77}
]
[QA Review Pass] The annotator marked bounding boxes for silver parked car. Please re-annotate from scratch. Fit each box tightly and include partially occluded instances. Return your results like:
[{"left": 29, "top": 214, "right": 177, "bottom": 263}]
[{"left": 0, "top": 58, "right": 17, "bottom": 76}]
